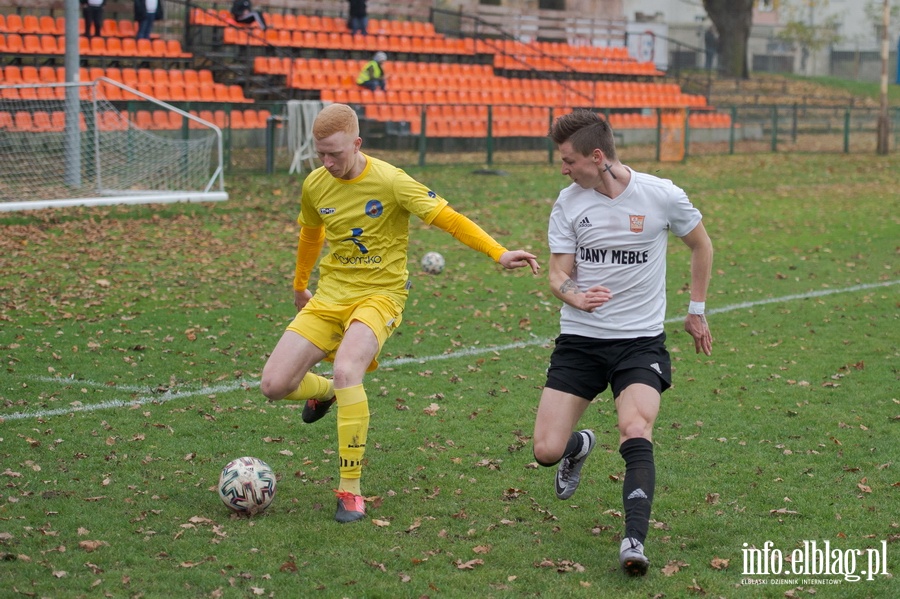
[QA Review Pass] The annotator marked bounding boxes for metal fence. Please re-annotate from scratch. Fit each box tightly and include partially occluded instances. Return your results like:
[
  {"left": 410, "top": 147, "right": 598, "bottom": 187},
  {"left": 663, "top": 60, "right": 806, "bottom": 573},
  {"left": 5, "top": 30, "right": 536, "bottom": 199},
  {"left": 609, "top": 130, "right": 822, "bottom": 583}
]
[{"left": 222, "top": 101, "right": 899, "bottom": 174}]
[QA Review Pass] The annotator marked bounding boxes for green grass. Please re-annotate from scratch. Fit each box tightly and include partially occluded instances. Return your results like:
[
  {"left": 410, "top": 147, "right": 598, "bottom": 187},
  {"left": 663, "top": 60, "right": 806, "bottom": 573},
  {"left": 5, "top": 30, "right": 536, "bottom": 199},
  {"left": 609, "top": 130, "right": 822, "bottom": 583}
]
[{"left": 1, "top": 153, "right": 898, "bottom": 598}]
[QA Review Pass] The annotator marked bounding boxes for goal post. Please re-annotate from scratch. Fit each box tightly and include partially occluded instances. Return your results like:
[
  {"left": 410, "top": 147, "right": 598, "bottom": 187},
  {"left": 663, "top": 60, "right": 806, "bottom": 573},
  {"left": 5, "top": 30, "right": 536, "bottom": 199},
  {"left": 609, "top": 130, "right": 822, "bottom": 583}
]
[{"left": 0, "top": 78, "right": 228, "bottom": 212}]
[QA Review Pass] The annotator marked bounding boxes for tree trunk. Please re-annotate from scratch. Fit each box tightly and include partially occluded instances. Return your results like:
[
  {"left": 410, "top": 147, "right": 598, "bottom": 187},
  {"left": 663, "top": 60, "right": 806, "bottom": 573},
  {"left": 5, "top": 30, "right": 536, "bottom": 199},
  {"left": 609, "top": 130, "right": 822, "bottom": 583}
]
[{"left": 703, "top": 0, "right": 755, "bottom": 79}]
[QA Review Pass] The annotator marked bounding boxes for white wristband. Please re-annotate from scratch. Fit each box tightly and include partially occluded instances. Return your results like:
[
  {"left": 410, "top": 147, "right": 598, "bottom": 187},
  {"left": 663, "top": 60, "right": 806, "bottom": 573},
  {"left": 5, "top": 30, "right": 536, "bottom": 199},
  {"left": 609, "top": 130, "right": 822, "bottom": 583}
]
[{"left": 688, "top": 301, "right": 705, "bottom": 315}]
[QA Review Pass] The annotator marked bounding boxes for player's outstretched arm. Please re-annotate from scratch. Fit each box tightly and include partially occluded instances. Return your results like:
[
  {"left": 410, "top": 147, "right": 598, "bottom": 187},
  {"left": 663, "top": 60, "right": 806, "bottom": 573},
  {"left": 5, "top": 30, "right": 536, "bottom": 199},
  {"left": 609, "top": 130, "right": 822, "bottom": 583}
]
[
  {"left": 430, "top": 206, "right": 539, "bottom": 273},
  {"left": 499, "top": 250, "right": 540, "bottom": 274}
]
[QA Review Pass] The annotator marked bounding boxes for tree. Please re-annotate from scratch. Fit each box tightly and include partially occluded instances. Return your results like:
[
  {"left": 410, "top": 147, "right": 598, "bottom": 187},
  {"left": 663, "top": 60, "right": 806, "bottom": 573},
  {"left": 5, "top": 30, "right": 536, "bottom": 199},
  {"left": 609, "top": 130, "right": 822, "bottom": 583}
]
[
  {"left": 703, "top": 0, "right": 755, "bottom": 79},
  {"left": 776, "top": 0, "right": 842, "bottom": 75}
]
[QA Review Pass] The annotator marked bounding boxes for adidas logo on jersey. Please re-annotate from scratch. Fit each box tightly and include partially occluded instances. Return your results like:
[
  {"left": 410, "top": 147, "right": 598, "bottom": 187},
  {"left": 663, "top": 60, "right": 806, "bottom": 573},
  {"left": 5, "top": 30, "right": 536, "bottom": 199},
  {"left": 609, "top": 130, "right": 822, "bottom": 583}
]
[
  {"left": 650, "top": 362, "right": 662, "bottom": 374},
  {"left": 578, "top": 217, "right": 592, "bottom": 228}
]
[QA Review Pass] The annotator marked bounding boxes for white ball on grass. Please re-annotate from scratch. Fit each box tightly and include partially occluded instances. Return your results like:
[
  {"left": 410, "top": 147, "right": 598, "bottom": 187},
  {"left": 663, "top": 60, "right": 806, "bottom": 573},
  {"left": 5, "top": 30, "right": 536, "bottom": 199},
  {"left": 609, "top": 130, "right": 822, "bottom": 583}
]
[
  {"left": 218, "top": 456, "right": 276, "bottom": 514},
  {"left": 420, "top": 251, "right": 445, "bottom": 275}
]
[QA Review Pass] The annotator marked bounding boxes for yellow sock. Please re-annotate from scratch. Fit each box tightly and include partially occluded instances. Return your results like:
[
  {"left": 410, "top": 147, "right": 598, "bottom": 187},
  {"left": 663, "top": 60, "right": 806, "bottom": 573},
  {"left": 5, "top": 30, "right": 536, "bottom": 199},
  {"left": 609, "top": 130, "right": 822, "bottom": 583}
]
[
  {"left": 335, "top": 384, "right": 368, "bottom": 493},
  {"left": 283, "top": 373, "right": 334, "bottom": 402},
  {"left": 339, "top": 478, "right": 361, "bottom": 495}
]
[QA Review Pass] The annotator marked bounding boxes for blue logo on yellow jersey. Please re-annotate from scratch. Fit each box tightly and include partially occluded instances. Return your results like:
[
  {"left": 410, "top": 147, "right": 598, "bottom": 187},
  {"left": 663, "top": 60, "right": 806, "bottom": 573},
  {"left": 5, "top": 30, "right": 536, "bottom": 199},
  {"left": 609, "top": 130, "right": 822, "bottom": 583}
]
[
  {"left": 343, "top": 227, "right": 369, "bottom": 254},
  {"left": 427, "top": 191, "right": 436, "bottom": 198},
  {"left": 365, "top": 199, "right": 383, "bottom": 218}
]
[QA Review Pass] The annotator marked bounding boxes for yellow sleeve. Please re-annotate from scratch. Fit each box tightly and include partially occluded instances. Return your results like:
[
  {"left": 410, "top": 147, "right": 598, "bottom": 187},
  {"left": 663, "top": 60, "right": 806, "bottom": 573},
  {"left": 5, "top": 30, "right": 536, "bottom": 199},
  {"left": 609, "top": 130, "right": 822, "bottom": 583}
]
[
  {"left": 293, "top": 225, "right": 325, "bottom": 292},
  {"left": 430, "top": 205, "right": 507, "bottom": 262}
]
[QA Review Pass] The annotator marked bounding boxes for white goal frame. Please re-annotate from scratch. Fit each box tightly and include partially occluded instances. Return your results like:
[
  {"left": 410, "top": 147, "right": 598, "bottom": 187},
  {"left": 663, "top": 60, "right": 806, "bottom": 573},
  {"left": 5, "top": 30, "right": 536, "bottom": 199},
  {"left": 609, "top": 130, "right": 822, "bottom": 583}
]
[{"left": 0, "top": 78, "right": 227, "bottom": 212}]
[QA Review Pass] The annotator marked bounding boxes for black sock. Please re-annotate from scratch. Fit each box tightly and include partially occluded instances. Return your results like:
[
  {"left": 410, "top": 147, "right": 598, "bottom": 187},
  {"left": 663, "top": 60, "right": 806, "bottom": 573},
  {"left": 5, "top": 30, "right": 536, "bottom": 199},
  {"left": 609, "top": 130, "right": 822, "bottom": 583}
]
[
  {"left": 563, "top": 431, "right": 584, "bottom": 458},
  {"left": 534, "top": 431, "right": 584, "bottom": 467},
  {"left": 619, "top": 437, "right": 655, "bottom": 544}
]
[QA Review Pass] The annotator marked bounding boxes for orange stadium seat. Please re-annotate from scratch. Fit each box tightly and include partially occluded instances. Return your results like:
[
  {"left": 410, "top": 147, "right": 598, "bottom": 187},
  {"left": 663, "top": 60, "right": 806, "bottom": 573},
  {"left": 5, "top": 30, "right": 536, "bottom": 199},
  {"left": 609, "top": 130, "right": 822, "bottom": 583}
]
[
  {"left": 118, "top": 19, "right": 135, "bottom": 38},
  {"left": 168, "top": 70, "right": 184, "bottom": 87},
  {"left": 99, "top": 80, "right": 123, "bottom": 101},
  {"left": 137, "top": 68, "right": 153, "bottom": 86},
  {"left": 22, "top": 34, "right": 41, "bottom": 53},
  {"left": 168, "top": 84, "right": 186, "bottom": 102},
  {"left": 228, "top": 85, "right": 248, "bottom": 103},
  {"left": 133, "top": 110, "right": 154, "bottom": 129},
  {"left": 89, "top": 36, "right": 106, "bottom": 55},
  {"left": 5, "top": 14, "right": 24, "bottom": 33},
  {"left": 101, "top": 19, "right": 118, "bottom": 37},
  {"left": 120, "top": 68, "right": 138, "bottom": 88},
  {"left": 120, "top": 37, "right": 137, "bottom": 56},
  {"left": 152, "top": 111, "right": 172, "bottom": 129},
  {"left": 38, "top": 65, "right": 57, "bottom": 83},
  {"left": 13, "top": 111, "right": 33, "bottom": 132},
  {"left": 39, "top": 34, "right": 59, "bottom": 54},
  {"left": 153, "top": 83, "right": 170, "bottom": 100},
  {"left": 17, "top": 86, "right": 38, "bottom": 100},
  {"left": 48, "top": 111, "right": 64, "bottom": 131},
  {"left": 136, "top": 38, "right": 152, "bottom": 56},
  {"left": 20, "top": 65, "right": 40, "bottom": 84},
  {"left": 183, "top": 69, "right": 199, "bottom": 86},
  {"left": 165, "top": 39, "right": 189, "bottom": 58},
  {"left": 229, "top": 110, "right": 246, "bottom": 128},
  {"left": 32, "top": 111, "right": 56, "bottom": 132},
  {"left": 168, "top": 112, "right": 184, "bottom": 129},
  {"left": 242, "top": 109, "right": 261, "bottom": 128},
  {"left": 105, "top": 37, "right": 123, "bottom": 56},
  {"left": 151, "top": 39, "right": 167, "bottom": 56},
  {"left": 152, "top": 68, "right": 169, "bottom": 86}
]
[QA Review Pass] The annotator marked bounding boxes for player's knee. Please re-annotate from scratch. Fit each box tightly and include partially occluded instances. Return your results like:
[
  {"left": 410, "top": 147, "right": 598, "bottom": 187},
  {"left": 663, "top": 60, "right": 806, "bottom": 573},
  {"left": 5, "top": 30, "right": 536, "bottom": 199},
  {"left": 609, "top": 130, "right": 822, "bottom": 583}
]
[
  {"left": 331, "top": 363, "right": 365, "bottom": 389},
  {"left": 619, "top": 423, "right": 652, "bottom": 443},
  {"left": 260, "top": 376, "right": 287, "bottom": 401},
  {"left": 532, "top": 441, "right": 562, "bottom": 467}
]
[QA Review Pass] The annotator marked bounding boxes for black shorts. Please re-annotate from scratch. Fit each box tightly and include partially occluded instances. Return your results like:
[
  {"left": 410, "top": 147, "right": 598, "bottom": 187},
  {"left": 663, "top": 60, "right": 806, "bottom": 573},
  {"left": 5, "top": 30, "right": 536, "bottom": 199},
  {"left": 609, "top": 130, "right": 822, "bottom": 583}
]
[{"left": 544, "top": 333, "right": 672, "bottom": 400}]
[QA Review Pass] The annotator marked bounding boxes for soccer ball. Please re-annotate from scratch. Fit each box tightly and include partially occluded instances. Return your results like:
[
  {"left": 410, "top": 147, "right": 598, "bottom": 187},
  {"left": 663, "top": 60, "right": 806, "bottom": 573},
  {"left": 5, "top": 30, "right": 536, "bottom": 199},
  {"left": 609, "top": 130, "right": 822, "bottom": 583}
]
[
  {"left": 421, "top": 251, "right": 445, "bottom": 275},
  {"left": 218, "top": 456, "right": 276, "bottom": 514}
]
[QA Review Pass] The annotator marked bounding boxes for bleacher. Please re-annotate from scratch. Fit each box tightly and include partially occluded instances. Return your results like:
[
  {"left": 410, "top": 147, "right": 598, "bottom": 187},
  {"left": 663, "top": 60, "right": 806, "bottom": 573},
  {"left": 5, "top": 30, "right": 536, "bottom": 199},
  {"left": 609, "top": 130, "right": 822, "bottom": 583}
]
[
  {"left": 0, "top": 3, "right": 732, "bottom": 138},
  {"left": 188, "top": 8, "right": 728, "bottom": 137}
]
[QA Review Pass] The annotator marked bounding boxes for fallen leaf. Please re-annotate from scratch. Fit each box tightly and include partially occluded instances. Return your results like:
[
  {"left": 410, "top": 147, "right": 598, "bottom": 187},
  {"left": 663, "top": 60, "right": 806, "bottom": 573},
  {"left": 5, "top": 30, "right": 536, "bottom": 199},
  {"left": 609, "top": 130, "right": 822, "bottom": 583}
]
[
  {"left": 710, "top": 557, "right": 729, "bottom": 570},
  {"left": 78, "top": 540, "right": 108, "bottom": 552},
  {"left": 455, "top": 558, "right": 484, "bottom": 570},
  {"left": 661, "top": 560, "right": 688, "bottom": 576}
]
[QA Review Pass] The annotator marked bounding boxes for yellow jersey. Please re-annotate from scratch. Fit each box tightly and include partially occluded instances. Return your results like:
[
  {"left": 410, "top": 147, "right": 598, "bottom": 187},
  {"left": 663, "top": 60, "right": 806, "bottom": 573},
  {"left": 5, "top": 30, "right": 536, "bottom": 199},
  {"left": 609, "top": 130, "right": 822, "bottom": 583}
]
[{"left": 299, "top": 154, "right": 448, "bottom": 304}]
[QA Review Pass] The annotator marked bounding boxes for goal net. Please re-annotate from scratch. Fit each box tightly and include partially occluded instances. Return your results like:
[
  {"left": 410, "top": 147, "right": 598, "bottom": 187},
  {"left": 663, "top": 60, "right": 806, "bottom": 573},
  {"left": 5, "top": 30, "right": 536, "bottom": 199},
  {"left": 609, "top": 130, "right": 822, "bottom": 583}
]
[{"left": 0, "top": 78, "right": 227, "bottom": 212}]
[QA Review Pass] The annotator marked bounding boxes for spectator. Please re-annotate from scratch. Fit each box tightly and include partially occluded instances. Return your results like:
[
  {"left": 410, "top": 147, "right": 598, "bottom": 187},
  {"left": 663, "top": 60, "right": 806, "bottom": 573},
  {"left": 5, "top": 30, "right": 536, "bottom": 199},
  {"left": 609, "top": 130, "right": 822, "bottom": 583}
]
[
  {"left": 80, "top": 0, "right": 105, "bottom": 39},
  {"left": 134, "top": 0, "right": 163, "bottom": 41},
  {"left": 348, "top": 0, "right": 368, "bottom": 36},
  {"left": 357, "top": 52, "right": 387, "bottom": 91},
  {"left": 231, "top": 0, "right": 268, "bottom": 31},
  {"left": 704, "top": 25, "right": 718, "bottom": 71}
]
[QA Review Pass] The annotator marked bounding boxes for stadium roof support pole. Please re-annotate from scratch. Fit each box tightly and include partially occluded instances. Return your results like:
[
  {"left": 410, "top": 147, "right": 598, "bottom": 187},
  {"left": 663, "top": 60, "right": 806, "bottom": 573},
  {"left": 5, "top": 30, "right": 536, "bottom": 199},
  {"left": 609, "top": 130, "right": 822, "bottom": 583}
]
[{"left": 64, "top": 0, "right": 81, "bottom": 188}]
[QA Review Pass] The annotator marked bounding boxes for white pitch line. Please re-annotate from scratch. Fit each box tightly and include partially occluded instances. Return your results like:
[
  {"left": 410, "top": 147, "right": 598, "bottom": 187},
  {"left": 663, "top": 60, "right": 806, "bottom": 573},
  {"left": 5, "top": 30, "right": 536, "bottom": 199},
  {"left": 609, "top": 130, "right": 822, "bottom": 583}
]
[{"left": 5, "top": 279, "right": 897, "bottom": 422}]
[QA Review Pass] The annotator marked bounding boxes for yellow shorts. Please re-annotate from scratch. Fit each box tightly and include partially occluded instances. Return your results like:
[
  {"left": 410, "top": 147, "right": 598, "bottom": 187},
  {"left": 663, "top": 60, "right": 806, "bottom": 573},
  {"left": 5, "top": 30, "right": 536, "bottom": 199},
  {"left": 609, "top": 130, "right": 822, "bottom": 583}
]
[{"left": 286, "top": 295, "right": 404, "bottom": 371}]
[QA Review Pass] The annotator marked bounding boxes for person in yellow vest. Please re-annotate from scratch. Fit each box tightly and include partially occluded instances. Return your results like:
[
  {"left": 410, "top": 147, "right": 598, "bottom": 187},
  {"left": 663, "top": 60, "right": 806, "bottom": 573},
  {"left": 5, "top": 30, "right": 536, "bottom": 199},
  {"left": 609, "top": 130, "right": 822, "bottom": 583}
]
[{"left": 357, "top": 51, "right": 387, "bottom": 91}]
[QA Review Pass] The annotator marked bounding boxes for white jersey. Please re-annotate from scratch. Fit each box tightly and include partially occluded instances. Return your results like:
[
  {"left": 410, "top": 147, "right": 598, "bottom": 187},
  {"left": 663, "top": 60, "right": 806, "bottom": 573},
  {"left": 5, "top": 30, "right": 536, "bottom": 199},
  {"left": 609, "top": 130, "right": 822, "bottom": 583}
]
[{"left": 548, "top": 167, "right": 702, "bottom": 339}]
